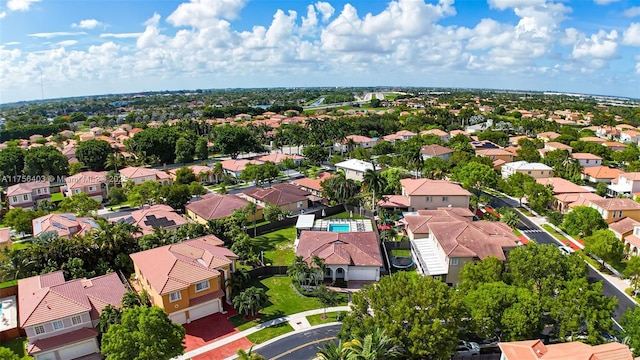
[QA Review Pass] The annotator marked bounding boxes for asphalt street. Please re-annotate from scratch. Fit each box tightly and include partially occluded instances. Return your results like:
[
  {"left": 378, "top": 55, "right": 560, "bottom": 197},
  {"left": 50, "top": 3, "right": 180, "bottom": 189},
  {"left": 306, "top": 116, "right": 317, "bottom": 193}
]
[
  {"left": 489, "top": 195, "right": 636, "bottom": 322},
  {"left": 255, "top": 324, "right": 341, "bottom": 360}
]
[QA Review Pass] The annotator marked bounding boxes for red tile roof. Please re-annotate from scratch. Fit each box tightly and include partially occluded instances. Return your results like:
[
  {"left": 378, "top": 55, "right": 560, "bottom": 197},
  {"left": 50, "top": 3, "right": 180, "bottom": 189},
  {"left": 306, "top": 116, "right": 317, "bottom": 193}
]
[
  {"left": 186, "top": 193, "right": 251, "bottom": 221},
  {"left": 296, "top": 231, "right": 383, "bottom": 267},
  {"left": 427, "top": 220, "right": 518, "bottom": 260},
  {"left": 499, "top": 339, "right": 633, "bottom": 360},
  {"left": 254, "top": 153, "right": 304, "bottom": 163},
  {"left": 120, "top": 167, "right": 171, "bottom": 181},
  {"left": 243, "top": 183, "right": 309, "bottom": 206},
  {"left": 290, "top": 172, "right": 335, "bottom": 192},
  {"left": 112, "top": 204, "right": 188, "bottom": 236},
  {"left": 0, "top": 227, "right": 10, "bottom": 245},
  {"left": 18, "top": 272, "right": 125, "bottom": 327},
  {"left": 401, "top": 178, "right": 472, "bottom": 196},
  {"left": 220, "top": 159, "right": 264, "bottom": 173},
  {"left": 7, "top": 181, "right": 50, "bottom": 196},
  {"left": 378, "top": 194, "right": 411, "bottom": 208},
  {"left": 129, "top": 236, "right": 237, "bottom": 295},
  {"left": 420, "top": 144, "right": 454, "bottom": 156},
  {"left": 536, "top": 177, "right": 591, "bottom": 195},
  {"left": 581, "top": 166, "right": 623, "bottom": 180},
  {"left": 65, "top": 171, "right": 107, "bottom": 189},
  {"left": 590, "top": 198, "right": 640, "bottom": 211},
  {"left": 609, "top": 217, "right": 640, "bottom": 235},
  {"left": 27, "top": 327, "right": 98, "bottom": 354}
]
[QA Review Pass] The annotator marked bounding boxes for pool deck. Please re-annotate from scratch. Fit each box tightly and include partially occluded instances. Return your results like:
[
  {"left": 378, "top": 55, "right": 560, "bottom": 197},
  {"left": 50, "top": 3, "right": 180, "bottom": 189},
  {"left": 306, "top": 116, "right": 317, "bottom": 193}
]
[
  {"left": 311, "top": 219, "right": 374, "bottom": 232},
  {"left": 0, "top": 295, "right": 18, "bottom": 332}
]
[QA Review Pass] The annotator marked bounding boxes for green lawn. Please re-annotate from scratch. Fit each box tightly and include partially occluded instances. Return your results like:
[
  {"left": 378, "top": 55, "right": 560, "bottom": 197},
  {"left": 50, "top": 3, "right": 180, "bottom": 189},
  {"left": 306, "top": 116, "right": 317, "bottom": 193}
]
[
  {"left": 229, "top": 276, "right": 346, "bottom": 331},
  {"left": 307, "top": 311, "right": 344, "bottom": 326},
  {"left": 50, "top": 192, "right": 63, "bottom": 202},
  {"left": 391, "top": 249, "right": 411, "bottom": 257},
  {"left": 11, "top": 241, "right": 32, "bottom": 251},
  {"left": 512, "top": 229, "right": 522, "bottom": 236},
  {"left": 0, "top": 337, "right": 30, "bottom": 358},
  {"left": 516, "top": 207, "right": 533, "bottom": 217},
  {"left": 251, "top": 227, "right": 296, "bottom": 266},
  {"left": 330, "top": 211, "right": 367, "bottom": 220},
  {"left": 246, "top": 323, "right": 294, "bottom": 344}
]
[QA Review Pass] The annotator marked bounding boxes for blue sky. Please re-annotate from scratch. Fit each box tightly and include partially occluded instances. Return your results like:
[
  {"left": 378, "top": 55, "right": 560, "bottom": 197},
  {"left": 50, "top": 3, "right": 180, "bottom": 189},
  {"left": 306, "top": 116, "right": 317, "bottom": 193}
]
[{"left": 0, "top": 0, "right": 639, "bottom": 103}]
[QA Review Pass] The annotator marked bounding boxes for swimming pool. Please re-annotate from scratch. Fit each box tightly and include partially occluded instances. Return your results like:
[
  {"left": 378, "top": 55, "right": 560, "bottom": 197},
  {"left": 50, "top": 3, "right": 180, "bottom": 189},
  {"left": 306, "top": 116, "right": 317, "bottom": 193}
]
[{"left": 328, "top": 224, "right": 350, "bottom": 232}]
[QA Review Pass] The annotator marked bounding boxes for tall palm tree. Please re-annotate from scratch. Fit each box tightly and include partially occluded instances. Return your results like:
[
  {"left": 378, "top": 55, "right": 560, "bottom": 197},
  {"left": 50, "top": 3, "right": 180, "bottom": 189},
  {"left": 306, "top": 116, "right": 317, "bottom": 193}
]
[
  {"left": 244, "top": 202, "right": 258, "bottom": 238},
  {"left": 211, "top": 162, "right": 224, "bottom": 184},
  {"left": 500, "top": 209, "right": 520, "bottom": 229},
  {"left": 362, "top": 168, "right": 386, "bottom": 210},
  {"left": 346, "top": 328, "right": 402, "bottom": 360},
  {"left": 288, "top": 256, "right": 310, "bottom": 288},
  {"left": 317, "top": 340, "right": 350, "bottom": 360},
  {"left": 311, "top": 255, "right": 327, "bottom": 287}
]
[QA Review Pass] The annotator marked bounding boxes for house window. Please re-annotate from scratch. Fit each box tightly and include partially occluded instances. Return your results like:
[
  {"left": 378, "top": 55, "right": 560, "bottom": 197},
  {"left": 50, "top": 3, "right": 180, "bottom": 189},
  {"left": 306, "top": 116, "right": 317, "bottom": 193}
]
[
  {"left": 426, "top": 196, "right": 432, "bottom": 202},
  {"left": 195, "top": 280, "right": 210, "bottom": 292},
  {"left": 23, "top": 194, "right": 29, "bottom": 201},
  {"left": 74, "top": 189, "right": 81, "bottom": 194},
  {"left": 450, "top": 258, "right": 459, "bottom": 266},
  {"left": 37, "top": 189, "right": 41, "bottom": 194},
  {"left": 442, "top": 196, "right": 448, "bottom": 202},
  {"left": 527, "top": 171, "right": 531, "bottom": 174},
  {"left": 297, "top": 201, "right": 303, "bottom": 208},
  {"left": 170, "top": 291, "right": 182, "bottom": 302},
  {"left": 11, "top": 196, "right": 17, "bottom": 203},
  {"left": 34, "top": 325, "right": 45, "bottom": 334},
  {"left": 71, "top": 315, "right": 82, "bottom": 325},
  {"left": 88, "top": 186, "right": 95, "bottom": 192},
  {"left": 612, "top": 211, "right": 616, "bottom": 219},
  {"left": 52, "top": 320, "right": 64, "bottom": 330},
  {"left": 619, "top": 211, "right": 623, "bottom": 218}
]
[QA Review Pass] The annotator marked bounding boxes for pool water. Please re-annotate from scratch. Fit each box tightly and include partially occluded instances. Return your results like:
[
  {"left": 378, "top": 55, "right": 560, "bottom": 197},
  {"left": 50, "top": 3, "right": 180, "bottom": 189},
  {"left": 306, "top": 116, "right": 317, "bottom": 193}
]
[{"left": 328, "top": 224, "right": 350, "bottom": 232}]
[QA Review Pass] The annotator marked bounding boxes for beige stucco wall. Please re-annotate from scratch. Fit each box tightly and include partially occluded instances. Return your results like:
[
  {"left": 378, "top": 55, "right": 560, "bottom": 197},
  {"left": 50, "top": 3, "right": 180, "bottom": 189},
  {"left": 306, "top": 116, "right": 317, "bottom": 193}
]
[{"left": 408, "top": 195, "right": 470, "bottom": 211}]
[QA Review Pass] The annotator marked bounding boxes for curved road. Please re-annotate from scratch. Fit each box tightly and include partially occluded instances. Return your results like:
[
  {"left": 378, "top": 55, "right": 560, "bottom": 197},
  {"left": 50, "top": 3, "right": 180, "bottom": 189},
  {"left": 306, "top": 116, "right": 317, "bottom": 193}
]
[
  {"left": 255, "top": 324, "right": 341, "bottom": 360},
  {"left": 489, "top": 193, "right": 636, "bottom": 322}
]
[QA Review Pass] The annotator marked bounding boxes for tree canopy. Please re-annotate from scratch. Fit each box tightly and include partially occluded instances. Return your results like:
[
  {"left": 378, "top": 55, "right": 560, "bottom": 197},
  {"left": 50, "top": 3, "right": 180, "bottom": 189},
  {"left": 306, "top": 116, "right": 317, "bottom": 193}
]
[
  {"left": 561, "top": 206, "right": 608, "bottom": 237},
  {"left": 24, "top": 146, "right": 69, "bottom": 178},
  {"left": 76, "top": 139, "right": 112, "bottom": 171}
]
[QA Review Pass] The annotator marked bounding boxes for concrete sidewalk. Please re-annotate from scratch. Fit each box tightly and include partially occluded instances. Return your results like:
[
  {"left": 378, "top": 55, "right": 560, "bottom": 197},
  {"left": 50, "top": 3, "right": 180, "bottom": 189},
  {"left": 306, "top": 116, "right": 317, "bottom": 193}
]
[{"left": 173, "top": 306, "right": 350, "bottom": 360}]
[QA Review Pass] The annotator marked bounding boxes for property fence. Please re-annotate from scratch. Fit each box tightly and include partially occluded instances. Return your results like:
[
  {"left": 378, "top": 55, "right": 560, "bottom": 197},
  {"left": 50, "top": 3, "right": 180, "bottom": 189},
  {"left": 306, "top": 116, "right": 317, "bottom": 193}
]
[
  {"left": 382, "top": 241, "right": 412, "bottom": 274},
  {"left": 247, "top": 266, "right": 289, "bottom": 279},
  {"left": 245, "top": 204, "right": 347, "bottom": 237}
]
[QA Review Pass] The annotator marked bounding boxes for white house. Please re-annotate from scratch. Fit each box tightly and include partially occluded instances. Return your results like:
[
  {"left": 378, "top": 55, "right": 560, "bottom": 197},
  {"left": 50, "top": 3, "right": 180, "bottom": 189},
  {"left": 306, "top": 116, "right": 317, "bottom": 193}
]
[
  {"left": 334, "top": 159, "right": 381, "bottom": 182},
  {"left": 501, "top": 161, "right": 553, "bottom": 179},
  {"left": 572, "top": 153, "right": 603, "bottom": 168},
  {"left": 608, "top": 172, "right": 640, "bottom": 197}
]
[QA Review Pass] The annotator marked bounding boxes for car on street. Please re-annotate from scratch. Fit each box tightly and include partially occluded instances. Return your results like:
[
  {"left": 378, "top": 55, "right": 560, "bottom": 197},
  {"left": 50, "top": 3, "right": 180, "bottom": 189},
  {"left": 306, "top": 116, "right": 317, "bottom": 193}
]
[{"left": 455, "top": 340, "right": 480, "bottom": 356}]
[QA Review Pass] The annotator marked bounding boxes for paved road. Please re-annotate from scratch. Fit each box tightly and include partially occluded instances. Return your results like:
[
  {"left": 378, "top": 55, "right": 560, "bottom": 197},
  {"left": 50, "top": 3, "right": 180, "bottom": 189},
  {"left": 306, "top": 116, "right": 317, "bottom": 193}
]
[
  {"left": 489, "top": 194, "right": 636, "bottom": 322},
  {"left": 256, "top": 324, "right": 341, "bottom": 360}
]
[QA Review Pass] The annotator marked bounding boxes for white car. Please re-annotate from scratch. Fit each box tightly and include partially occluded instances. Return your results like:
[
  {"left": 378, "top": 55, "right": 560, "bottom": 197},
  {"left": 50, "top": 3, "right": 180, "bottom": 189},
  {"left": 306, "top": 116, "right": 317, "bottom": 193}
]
[
  {"left": 456, "top": 340, "right": 480, "bottom": 356},
  {"left": 558, "top": 245, "right": 574, "bottom": 255}
]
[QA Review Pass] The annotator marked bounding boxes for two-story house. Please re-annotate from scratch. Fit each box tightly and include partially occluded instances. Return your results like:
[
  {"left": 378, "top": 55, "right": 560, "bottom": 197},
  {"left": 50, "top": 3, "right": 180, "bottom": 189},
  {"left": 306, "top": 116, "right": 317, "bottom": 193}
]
[
  {"left": 572, "top": 153, "right": 602, "bottom": 168},
  {"left": 334, "top": 159, "right": 381, "bottom": 182},
  {"left": 334, "top": 135, "right": 378, "bottom": 153},
  {"left": 64, "top": 171, "right": 108, "bottom": 202},
  {"left": 18, "top": 271, "right": 126, "bottom": 360},
  {"left": 290, "top": 172, "right": 335, "bottom": 198},
  {"left": 581, "top": 166, "right": 623, "bottom": 184},
  {"left": 420, "top": 144, "right": 454, "bottom": 161},
  {"left": 608, "top": 172, "right": 640, "bottom": 197},
  {"left": 589, "top": 198, "right": 640, "bottom": 224},
  {"left": 111, "top": 204, "right": 189, "bottom": 236},
  {"left": 130, "top": 235, "right": 238, "bottom": 324},
  {"left": 242, "top": 183, "right": 310, "bottom": 213},
  {"left": 186, "top": 193, "right": 262, "bottom": 224},
  {"left": 119, "top": 166, "right": 172, "bottom": 186},
  {"left": 501, "top": 161, "right": 553, "bottom": 179},
  {"left": 379, "top": 178, "right": 471, "bottom": 212},
  {"left": 405, "top": 212, "right": 519, "bottom": 286},
  {"left": 383, "top": 130, "right": 416, "bottom": 144},
  {"left": 7, "top": 181, "right": 51, "bottom": 210},
  {"left": 32, "top": 213, "right": 100, "bottom": 238}
]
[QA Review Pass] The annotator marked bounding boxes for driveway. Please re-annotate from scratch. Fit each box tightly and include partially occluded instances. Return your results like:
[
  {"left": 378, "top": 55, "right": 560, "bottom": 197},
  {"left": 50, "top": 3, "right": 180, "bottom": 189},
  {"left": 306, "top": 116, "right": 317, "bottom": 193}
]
[{"left": 183, "top": 303, "right": 241, "bottom": 352}]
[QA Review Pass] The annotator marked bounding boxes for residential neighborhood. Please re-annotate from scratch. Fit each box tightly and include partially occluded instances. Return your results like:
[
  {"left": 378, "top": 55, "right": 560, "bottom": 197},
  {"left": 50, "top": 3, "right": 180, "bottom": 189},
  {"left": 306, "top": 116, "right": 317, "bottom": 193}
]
[{"left": 0, "top": 88, "right": 639, "bottom": 360}]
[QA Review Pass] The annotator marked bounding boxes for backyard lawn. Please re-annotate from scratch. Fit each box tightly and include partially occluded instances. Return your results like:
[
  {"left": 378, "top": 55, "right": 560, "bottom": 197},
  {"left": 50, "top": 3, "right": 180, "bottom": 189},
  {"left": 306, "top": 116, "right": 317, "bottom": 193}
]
[
  {"left": 229, "top": 276, "right": 346, "bottom": 331},
  {"left": 11, "top": 241, "right": 32, "bottom": 251},
  {"left": 251, "top": 227, "right": 296, "bottom": 266},
  {"left": 50, "top": 192, "right": 63, "bottom": 202},
  {"left": 331, "top": 211, "right": 367, "bottom": 220}
]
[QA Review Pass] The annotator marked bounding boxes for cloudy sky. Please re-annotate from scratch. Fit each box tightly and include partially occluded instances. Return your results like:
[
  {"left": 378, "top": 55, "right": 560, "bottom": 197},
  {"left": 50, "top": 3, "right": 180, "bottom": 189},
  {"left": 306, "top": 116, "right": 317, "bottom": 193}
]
[{"left": 0, "top": 0, "right": 639, "bottom": 103}]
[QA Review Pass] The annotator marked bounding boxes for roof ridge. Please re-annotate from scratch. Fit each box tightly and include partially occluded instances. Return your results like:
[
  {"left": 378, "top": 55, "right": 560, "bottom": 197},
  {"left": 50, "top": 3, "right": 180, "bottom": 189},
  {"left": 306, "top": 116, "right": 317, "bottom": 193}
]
[{"left": 49, "top": 280, "right": 92, "bottom": 309}]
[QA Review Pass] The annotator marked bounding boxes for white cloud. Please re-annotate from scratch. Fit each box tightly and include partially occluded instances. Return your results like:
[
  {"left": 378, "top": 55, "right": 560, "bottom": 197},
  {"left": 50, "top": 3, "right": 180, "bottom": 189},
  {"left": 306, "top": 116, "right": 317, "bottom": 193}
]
[
  {"left": 622, "top": 23, "right": 640, "bottom": 46},
  {"left": 7, "top": 0, "right": 39, "bottom": 11},
  {"left": 593, "top": 0, "right": 620, "bottom": 4},
  {"left": 487, "top": 0, "right": 545, "bottom": 10},
  {"left": 72, "top": 19, "right": 103, "bottom": 29},
  {"left": 4, "top": 42, "right": 20, "bottom": 46},
  {"left": 0, "top": 11, "right": 6, "bottom": 19},
  {"left": 167, "top": 0, "right": 247, "bottom": 29},
  {"left": 624, "top": 7, "right": 640, "bottom": 17},
  {"left": 300, "top": 5, "right": 318, "bottom": 36},
  {"left": 100, "top": 33, "right": 143, "bottom": 39},
  {"left": 27, "top": 32, "right": 87, "bottom": 38},
  {"left": 315, "top": 1, "right": 334, "bottom": 22},
  {"left": 56, "top": 40, "right": 78, "bottom": 46},
  {"left": 572, "top": 29, "right": 618, "bottom": 59}
]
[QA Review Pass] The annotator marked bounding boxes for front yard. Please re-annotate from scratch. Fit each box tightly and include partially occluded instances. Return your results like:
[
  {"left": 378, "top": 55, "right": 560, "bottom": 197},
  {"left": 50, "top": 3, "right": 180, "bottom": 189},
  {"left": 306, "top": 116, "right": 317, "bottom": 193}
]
[
  {"left": 251, "top": 227, "right": 296, "bottom": 266},
  {"left": 229, "top": 276, "right": 346, "bottom": 331}
]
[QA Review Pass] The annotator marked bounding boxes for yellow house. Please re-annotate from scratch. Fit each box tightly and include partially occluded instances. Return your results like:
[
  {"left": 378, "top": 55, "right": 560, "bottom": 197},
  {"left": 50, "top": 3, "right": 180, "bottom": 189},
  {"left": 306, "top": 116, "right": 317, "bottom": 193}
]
[
  {"left": 589, "top": 198, "right": 640, "bottom": 224},
  {"left": 129, "top": 235, "right": 238, "bottom": 324}
]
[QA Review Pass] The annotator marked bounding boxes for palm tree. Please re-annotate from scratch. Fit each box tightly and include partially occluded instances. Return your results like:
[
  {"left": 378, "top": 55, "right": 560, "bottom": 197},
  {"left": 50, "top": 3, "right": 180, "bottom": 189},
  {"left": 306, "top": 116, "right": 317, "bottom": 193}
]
[
  {"left": 317, "top": 340, "right": 350, "bottom": 360},
  {"left": 0, "top": 248, "right": 35, "bottom": 281},
  {"left": 226, "top": 268, "right": 251, "bottom": 297},
  {"left": 244, "top": 202, "right": 258, "bottom": 238},
  {"left": 233, "top": 286, "right": 268, "bottom": 317},
  {"left": 500, "top": 209, "right": 520, "bottom": 229},
  {"left": 236, "top": 346, "right": 267, "bottom": 360},
  {"left": 288, "top": 256, "right": 310, "bottom": 288},
  {"left": 362, "top": 168, "right": 385, "bottom": 210},
  {"left": 346, "top": 328, "right": 402, "bottom": 360},
  {"left": 311, "top": 255, "right": 327, "bottom": 287},
  {"left": 98, "top": 304, "right": 122, "bottom": 334},
  {"left": 211, "top": 162, "right": 224, "bottom": 184},
  {"left": 105, "top": 151, "right": 126, "bottom": 172}
]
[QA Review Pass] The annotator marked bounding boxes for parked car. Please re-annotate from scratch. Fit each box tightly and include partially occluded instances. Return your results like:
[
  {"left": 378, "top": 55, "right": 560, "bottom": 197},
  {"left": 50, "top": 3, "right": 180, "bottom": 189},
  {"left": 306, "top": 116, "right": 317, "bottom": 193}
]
[
  {"left": 455, "top": 340, "right": 480, "bottom": 356},
  {"left": 558, "top": 245, "right": 574, "bottom": 255}
]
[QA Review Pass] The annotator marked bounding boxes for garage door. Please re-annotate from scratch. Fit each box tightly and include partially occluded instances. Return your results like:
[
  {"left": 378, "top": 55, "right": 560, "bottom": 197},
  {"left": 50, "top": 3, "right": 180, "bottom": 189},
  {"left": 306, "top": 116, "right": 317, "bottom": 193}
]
[
  {"left": 189, "top": 300, "right": 220, "bottom": 322},
  {"left": 349, "top": 267, "right": 376, "bottom": 281},
  {"left": 169, "top": 311, "right": 187, "bottom": 324},
  {"left": 58, "top": 339, "right": 98, "bottom": 360}
]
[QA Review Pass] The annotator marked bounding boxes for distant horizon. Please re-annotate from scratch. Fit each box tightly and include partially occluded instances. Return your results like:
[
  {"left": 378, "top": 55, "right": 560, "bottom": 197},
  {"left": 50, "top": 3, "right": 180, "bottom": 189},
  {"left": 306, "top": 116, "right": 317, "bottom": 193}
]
[{"left": 1, "top": 0, "right": 639, "bottom": 103}]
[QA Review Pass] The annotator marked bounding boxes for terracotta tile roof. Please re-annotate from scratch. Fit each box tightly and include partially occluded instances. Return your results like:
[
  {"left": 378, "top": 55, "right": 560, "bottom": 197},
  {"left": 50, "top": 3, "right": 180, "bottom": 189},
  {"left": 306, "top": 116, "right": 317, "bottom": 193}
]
[
  {"left": 581, "top": 166, "right": 623, "bottom": 180},
  {"left": 0, "top": 228, "right": 10, "bottom": 244},
  {"left": 254, "top": 153, "right": 304, "bottom": 163},
  {"left": 580, "top": 137, "right": 606, "bottom": 143},
  {"left": 32, "top": 213, "right": 99, "bottom": 238},
  {"left": 243, "top": 183, "right": 309, "bottom": 206},
  {"left": 129, "top": 236, "right": 237, "bottom": 295},
  {"left": 545, "top": 142, "right": 573, "bottom": 151},
  {"left": 220, "top": 159, "right": 264, "bottom": 172},
  {"left": 572, "top": 153, "right": 602, "bottom": 160},
  {"left": 27, "top": 327, "right": 98, "bottom": 354},
  {"left": 499, "top": 339, "right": 633, "bottom": 360},
  {"left": 420, "top": 144, "right": 454, "bottom": 156},
  {"left": 18, "top": 271, "right": 125, "bottom": 327},
  {"left": 7, "top": 181, "right": 50, "bottom": 196},
  {"left": 554, "top": 192, "right": 603, "bottom": 208},
  {"left": 449, "top": 130, "right": 469, "bottom": 137},
  {"left": 290, "top": 172, "right": 335, "bottom": 192},
  {"left": 186, "top": 193, "right": 251, "bottom": 221},
  {"left": 536, "top": 177, "right": 591, "bottom": 195},
  {"left": 603, "top": 141, "right": 626, "bottom": 148},
  {"left": 401, "top": 178, "right": 472, "bottom": 196},
  {"left": 378, "top": 195, "right": 411, "bottom": 208},
  {"left": 65, "top": 171, "right": 107, "bottom": 189},
  {"left": 609, "top": 217, "right": 640, "bottom": 235},
  {"left": 537, "top": 131, "right": 561, "bottom": 140},
  {"left": 620, "top": 172, "right": 640, "bottom": 181},
  {"left": 625, "top": 234, "right": 640, "bottom": 248},
  {"left": 420, "top": 129, "right": 448, "bottom": 137},
  {"left": 112, "top": 204, "right": 188, "bottom": 236},
  {"left": 296, "top": 231, "right": 383, "bottom": 267},
  {"left": 120, "top": 167, "right": 171, "bottom": 181},
  {"left": 427, "top": 220, "right": 518, "bottom": 260},
  {"left": 475, "top": 148, "right": 514, "bottom": 157},
  {"left": 590, "top": 198, "right": 640, "bottom": 211},
  {"left": 342, "top": 134, "right": 375, "bottom": 143},
  {"left": 168, "top": 165, "right": 212, "bottom": 177}
]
